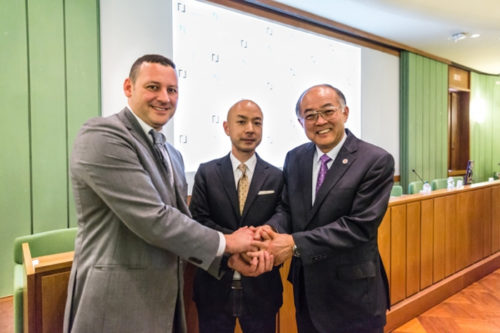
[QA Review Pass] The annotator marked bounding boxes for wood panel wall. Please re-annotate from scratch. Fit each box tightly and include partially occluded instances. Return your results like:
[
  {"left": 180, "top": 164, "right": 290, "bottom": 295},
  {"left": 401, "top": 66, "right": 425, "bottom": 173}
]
[
  {"left": 379, "top": 181, "right": 500, "bottom": 330},
  {"left": 381, "top": 183, "right": 498, "bottom": 306}
]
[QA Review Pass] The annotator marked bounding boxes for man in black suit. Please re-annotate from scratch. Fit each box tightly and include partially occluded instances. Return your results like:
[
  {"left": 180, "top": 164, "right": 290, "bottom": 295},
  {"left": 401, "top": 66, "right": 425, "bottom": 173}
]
[
  {"left": 257, "top": 84, "right": 394, "bottom": 333},
  {"left": 190, "top": 100, "right": 283, "bottom": 333}
]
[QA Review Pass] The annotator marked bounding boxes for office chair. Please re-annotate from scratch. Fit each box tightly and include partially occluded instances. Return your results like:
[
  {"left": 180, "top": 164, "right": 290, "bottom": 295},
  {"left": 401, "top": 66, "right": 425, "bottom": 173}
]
[
  {"left": 408, "top": 181, "right": 423, "bottom": 194},
  {"left": 390, "top": 184, "right": 403, "bottom": 197},
  {"left": 430, "top": 178, "right": 448, "bottom": 190},
  {"left": 13, "top": 228, "right": 77, "bottom": 333}
]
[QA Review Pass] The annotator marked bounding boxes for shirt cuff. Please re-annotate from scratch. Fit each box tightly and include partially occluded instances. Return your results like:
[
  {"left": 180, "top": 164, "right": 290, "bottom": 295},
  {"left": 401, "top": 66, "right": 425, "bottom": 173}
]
[{"left": 216, "top": 231, "right": 226, "bottom": 257}]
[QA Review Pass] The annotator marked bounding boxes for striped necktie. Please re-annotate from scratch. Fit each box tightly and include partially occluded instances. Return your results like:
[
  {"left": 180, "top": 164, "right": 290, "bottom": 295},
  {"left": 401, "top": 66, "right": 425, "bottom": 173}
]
[{"left": 149, "top": 129, "right": 174, "bottom": 184}]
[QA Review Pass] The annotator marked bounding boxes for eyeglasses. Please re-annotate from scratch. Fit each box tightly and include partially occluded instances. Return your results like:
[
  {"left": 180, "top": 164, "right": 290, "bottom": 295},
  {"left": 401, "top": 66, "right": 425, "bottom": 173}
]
[{"left": 301, "top": 107, "right": 342, "bottom": 122}]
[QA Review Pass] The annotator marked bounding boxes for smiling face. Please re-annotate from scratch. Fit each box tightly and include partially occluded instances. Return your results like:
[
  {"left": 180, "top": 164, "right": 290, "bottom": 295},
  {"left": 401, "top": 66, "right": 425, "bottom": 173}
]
[
  {"left": 298, "top": 85, "right": 349, "bottom": 153},
  {"left": 223, "top": 100, "right": 263, "bottom": 162},
  {"left": 123, "top": 62, "right": 178, "bottom": 130}
]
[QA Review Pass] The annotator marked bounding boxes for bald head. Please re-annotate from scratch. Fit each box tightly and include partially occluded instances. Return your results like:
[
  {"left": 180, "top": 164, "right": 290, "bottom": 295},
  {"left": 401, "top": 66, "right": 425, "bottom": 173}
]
[
  {"left": 223, "top": 99, "right": 263, "bottom": 162},
  {"left": 227, "top": 99, "right": 262, "bottom": 121}
]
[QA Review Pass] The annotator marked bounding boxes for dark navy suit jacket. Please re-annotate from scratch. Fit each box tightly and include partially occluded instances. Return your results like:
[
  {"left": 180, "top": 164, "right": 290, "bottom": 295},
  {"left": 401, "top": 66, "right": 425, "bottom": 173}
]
[
  {"left": 189, "top": 153, "right": 283, "bottom": 315},
  {"left": 268, "top": 129, "right": 394, "bottom": 332}
]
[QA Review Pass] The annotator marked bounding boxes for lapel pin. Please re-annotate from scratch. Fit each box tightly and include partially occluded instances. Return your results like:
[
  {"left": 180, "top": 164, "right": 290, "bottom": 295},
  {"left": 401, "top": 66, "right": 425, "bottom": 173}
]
[{"left": 342, "top": 158, "right": 348, "bottom": 164}]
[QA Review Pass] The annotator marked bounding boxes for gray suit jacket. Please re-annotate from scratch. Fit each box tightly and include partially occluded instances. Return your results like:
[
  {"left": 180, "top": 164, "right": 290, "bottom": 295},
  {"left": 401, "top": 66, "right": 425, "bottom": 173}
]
[{"left": 63, "top": 108, "right": 222, "bottom": 333}]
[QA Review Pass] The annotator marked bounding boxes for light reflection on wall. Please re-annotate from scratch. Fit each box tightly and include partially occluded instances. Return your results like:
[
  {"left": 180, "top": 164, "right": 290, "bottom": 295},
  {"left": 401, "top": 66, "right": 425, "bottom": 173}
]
[
  {"left": 470, "top": 97, "right": 487, "bottom": 124},
  {"left": 172, "top": 0, "right": 361, "bottom": 172}
]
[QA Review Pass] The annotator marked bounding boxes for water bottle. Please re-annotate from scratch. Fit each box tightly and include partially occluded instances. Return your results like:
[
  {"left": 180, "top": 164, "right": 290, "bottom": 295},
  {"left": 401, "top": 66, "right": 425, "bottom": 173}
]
[
  {"left": 447, "top": 177, "right": 455, "bottom": 190},
  {"left": 422, "top": 181, "right": 432, "bottom": 194}
]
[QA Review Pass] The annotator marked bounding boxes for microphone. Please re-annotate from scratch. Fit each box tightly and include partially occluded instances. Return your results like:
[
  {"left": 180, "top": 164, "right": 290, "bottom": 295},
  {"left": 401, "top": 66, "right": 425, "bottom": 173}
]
[{"left": 412, "top": 169, "right": 425, "bottom": 183}]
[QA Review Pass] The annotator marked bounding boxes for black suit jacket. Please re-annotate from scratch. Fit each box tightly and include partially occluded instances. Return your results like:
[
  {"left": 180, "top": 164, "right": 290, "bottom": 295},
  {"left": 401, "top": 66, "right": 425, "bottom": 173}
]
[
  {"left": 268, "top": 129, "right": 394, "bottom": 332},
  {"left": 189, "top": 153, "right": 284, "bottom": 315}
]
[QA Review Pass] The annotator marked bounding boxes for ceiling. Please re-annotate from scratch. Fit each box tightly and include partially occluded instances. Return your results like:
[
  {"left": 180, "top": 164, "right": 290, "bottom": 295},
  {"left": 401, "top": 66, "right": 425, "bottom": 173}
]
[{"left": 274, "top": 0, "right": 500, "bottom": 75}]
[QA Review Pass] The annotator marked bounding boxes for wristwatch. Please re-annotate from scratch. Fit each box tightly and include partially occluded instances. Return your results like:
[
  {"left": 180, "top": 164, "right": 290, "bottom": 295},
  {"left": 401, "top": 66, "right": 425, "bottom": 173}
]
[{"left": 292, "top": 244, "right": 301, "bottom": 257}]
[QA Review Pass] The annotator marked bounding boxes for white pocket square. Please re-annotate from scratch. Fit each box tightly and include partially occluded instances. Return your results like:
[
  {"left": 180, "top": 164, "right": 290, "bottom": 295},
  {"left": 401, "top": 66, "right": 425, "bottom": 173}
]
[{"left": 258, "top": 190, "right": 275, "bottom": 195}]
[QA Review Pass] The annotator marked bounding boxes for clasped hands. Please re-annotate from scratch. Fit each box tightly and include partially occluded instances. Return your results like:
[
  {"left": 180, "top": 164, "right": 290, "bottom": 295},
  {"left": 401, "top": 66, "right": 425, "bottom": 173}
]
[{"left": 224, "top": 225, "right": 295, "bottom": 277}]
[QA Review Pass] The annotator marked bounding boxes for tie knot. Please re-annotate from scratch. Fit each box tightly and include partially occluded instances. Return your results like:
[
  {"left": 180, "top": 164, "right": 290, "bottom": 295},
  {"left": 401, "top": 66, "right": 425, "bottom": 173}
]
[
  {"left": 238, "top": 163, "right": 247, "bottom": 175},
  {"left": 150, "top": 129, "right": 165, "bottom": 145},
  {"left": 320, "top": 154, "right": 331, "bottom": 165}
]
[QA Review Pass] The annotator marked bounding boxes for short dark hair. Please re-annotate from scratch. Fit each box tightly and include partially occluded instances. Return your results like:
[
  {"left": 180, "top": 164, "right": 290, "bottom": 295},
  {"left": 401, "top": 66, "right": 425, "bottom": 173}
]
[
  {"left": 129, "top": 54, "right": 176, "bottom": 83},
  {"left": 295, "top": 84, "right": 347, "bottom": 117}
]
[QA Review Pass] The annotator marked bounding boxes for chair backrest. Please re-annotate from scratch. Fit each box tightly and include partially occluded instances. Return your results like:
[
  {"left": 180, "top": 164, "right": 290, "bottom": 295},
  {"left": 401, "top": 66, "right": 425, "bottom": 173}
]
[
  {"left": 408, "top": 181, "right": 423, "bottom": 194},
  {"left": 390, "top": 185, "right": 403, "bottom": 197},
  {"left": 13, "top": 228, "right": 77, "bottom": 264},
  {"left": 431, "top": 178, "right": 448, "bottom": 190}
]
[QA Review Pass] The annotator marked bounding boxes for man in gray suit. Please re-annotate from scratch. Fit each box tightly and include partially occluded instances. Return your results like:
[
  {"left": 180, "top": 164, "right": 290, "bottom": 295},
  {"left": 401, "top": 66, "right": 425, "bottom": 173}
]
[{"left": 63, "top": 54, "right": 273, "bottom": 333}]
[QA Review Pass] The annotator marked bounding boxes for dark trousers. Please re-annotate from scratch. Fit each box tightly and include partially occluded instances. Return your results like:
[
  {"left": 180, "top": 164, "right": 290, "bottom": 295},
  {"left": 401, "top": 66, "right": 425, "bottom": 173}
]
[
  {"left": 197, "top": 309, "right": 276, "bottom": 333},
  {"left": 294, "top": 262, "right": 383, "bottom": 333}
]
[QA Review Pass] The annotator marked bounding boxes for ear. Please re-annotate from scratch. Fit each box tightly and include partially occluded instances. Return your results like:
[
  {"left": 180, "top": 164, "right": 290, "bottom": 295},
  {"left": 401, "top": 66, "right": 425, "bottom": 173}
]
[
  {"left": 223, "top": 121, "right": 230, "bottom": 136},
  {"left": 123, "top": 78, "right": 133, "bottom": 98},
  {"left": 342, "top": 106, "right": 349, "bottom": 122},
  {"left": 297, "top": 118, "right": 305, "bottom": 129}
]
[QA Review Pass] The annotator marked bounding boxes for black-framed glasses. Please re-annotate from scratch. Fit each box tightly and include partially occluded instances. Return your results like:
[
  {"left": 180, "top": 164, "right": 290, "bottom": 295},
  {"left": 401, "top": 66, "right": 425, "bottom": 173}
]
[{"left": 301, "top": 107, "right": 342, "bottom": 122}]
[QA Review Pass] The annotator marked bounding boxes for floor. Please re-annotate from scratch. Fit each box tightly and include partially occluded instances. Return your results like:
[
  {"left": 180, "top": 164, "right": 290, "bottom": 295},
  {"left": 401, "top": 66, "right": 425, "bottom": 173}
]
[
  {"left": 0, "top": 296, "right": 13, "bottom": 333},
  {"left": 1, "top": 268, "right": 499, "bottom": 333},
  {"left": 393, "top": 268, "right": 500, "bottom": 333}
]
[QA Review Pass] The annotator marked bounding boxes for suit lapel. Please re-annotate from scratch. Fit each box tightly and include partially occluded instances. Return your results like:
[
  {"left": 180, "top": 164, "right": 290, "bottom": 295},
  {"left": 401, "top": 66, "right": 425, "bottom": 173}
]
[
  {"left": 218, "top": 155, "right": 240, "bottom": 220},
  {"left": 292, "top": 144, "right": 315, "bottom": 231},
  {"left": 166, "top": 144, "right": 190, "bottom": 214},
  {"left": 120, "top": 108, "right": 152, "bottom": 151},
  {"left": 301, "top": 144, "right": 315, "bottom": 211},
  {"left": 307, "top": 132, "right": 358, "bottom": 225},
  {"left": 119, "top": 108, "right": 177, "bottom": 204}
]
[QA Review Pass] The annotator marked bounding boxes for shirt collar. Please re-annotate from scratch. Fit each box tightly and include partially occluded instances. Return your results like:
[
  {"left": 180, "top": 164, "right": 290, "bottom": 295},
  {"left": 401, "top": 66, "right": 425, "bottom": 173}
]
[
  {"left": 128, "top": 105, "right": 165, "bottom": 143},
  {"left": 229, "top": 152, "right": 257, "bottom": 174}
]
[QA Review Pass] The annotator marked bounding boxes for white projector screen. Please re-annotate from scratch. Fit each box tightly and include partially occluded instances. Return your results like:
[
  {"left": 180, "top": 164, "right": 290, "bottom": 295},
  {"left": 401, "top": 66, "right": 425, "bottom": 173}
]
[{"left": 172, "top": 0, "right": 361, "bottom": 172}]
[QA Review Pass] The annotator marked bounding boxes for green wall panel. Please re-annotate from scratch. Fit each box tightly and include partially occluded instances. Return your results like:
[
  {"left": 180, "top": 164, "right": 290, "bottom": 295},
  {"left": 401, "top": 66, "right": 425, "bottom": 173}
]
[
  {"left": 400, "top": 52, "right": 448, "bottom": 192},
  {"left": 65, "top": 0, "right": 101, "bottom": 227},
  {"left": 0, "top": 0, "right": 100, "bottom": 296},
  {"left": 0, "top": 0, "right": 32, "bottom": 298},
  {"left": 28, "top": 0, "right": 68, "bottom": 232},
  {"left": 470, "top": 73, "right": 500, "bottom": 182}
]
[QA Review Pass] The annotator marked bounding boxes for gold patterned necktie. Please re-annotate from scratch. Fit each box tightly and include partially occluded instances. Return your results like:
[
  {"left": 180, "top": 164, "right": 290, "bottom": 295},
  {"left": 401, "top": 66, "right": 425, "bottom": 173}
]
[{"left": 237, "top": 164, "right": 249, "bottom": 214}]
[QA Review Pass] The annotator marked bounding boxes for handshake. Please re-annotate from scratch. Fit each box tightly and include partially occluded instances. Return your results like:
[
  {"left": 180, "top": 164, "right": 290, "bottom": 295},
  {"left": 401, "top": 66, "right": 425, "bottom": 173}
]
[{"left": 223, "top": 225, "right": 295, "bottom": 277}]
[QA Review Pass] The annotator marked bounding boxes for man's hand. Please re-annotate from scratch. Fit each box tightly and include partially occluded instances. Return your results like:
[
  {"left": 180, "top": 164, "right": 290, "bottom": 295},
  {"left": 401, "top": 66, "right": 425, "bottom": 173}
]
[
  {"left": 253, "top": 228, "right": 294, "bottom": 266},
  {"left": 224, "top": 226, "right": 258, "bottom": 254},
  {"left": 252, "top": 225, "right": 275, "bottom": 242},
  {"left": 228, "top": 250, "right": 274, "bottom": 277}
]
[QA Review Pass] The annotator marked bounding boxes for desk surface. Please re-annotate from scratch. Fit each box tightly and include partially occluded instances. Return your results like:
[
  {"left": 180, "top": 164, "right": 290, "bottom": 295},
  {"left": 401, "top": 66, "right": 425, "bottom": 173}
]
[{"left": 389, "top": 179, "right": 500, "bottom": 205}]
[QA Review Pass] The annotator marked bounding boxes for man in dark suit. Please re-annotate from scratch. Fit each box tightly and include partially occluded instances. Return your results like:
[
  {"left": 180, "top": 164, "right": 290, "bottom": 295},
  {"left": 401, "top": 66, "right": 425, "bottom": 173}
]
[
  {"left": 63, "top": 55, "right": 272, "bottom": 333},
  {"left": 189, "top": 100, "right": 283, "bottom": 333},
  {"left": 257, "top": 84, "right": 394, "bottom": 333}
]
